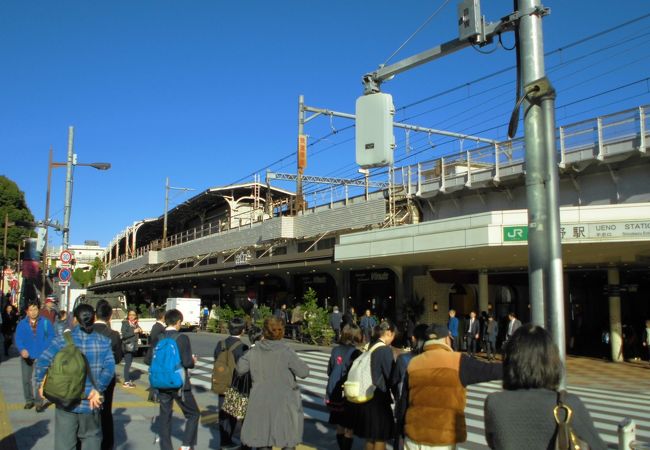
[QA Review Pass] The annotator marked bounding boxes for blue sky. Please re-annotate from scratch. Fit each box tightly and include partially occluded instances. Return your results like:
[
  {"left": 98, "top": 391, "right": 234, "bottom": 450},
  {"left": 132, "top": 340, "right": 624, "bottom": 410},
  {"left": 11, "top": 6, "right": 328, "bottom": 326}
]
[{"left": 1, "top": 1, "right": 649, "bottom": 247}]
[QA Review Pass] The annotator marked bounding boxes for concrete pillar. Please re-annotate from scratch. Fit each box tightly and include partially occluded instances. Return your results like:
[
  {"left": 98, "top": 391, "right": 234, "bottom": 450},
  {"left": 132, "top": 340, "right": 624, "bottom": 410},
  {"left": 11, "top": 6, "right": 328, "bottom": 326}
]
[
  {"left": 478, "top": 269, "right": 489, "bottom": 313},
  {"left": 608, "top": 267, "right": 624, "bottom": 362}
]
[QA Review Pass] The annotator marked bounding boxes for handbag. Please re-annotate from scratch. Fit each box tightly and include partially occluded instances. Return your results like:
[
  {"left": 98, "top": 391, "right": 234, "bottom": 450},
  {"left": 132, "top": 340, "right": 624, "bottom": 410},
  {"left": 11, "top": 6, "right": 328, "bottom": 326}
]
[
  {"left": 221, "top": 374, "right": 250, "bottom": 420},
  {"left": 553, "top": 391, "right": 589, "bottom": 450},
  {"left": 123, "top": 341, "right": 135, "bottom": 353}
]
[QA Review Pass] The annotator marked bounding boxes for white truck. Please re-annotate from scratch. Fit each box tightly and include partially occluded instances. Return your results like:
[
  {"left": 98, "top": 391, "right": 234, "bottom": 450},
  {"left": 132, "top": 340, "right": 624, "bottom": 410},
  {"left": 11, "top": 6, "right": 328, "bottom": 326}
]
[
  {"left": 75, "top": 292, "right": 157, "bottom": 352},
  {"left": 166, "top": 297, "right": 201, "bottom": 331}
]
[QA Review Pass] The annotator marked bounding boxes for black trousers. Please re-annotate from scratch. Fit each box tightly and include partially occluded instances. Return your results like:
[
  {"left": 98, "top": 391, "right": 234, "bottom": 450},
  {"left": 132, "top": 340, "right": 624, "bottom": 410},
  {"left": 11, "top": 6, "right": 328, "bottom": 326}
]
[
  {"left": 466, "top": 334, "right": 477, "bottom": 355},
  {"left": 100, "top": 377, "right": 116, "bottom": 450},
  {"left": 158, "top": 389, "right": 200, "bottom": 450},
  {"left": 218, "top": 395, "right": 237, "bottom": 445}
]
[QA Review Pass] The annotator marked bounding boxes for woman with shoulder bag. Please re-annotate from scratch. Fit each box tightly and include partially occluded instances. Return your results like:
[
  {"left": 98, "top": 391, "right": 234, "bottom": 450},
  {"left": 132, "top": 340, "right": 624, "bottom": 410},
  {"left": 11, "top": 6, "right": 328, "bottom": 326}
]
[
  {"left": 121, "top": 309, "right": 142, "bottom": 388},
  {"left": 484, "top": 324, "right": 606, "bottom": 450},
  {"left": 236, "top": 317, "right": 309, "bottom": 450}
]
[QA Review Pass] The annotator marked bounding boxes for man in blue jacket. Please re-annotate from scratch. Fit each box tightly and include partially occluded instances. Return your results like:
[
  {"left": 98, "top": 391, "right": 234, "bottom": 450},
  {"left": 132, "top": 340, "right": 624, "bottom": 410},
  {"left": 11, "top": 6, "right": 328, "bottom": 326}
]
[
  {"left": 447, "top": 309, "right": 459, "bottom": 351},
  {"left": 15, "top": 300, "right": 55, "bottom": 411}
]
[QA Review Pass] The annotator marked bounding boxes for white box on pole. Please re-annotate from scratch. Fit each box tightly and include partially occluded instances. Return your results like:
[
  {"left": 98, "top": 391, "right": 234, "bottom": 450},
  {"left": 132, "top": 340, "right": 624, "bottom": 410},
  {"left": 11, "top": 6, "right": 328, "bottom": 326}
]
[{"left": 355, "top": 93, "right": 395, "bottom": 168}]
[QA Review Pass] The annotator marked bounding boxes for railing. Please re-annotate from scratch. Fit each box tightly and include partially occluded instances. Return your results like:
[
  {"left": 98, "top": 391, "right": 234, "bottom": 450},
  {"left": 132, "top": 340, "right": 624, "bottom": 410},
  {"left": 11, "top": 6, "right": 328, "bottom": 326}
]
[{"left": 395, "top": 104, "right": 649, "bottom": 193}]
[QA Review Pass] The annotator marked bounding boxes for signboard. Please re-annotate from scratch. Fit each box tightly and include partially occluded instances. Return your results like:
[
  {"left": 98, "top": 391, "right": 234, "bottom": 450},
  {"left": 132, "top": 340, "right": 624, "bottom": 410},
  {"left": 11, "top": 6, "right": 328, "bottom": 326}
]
[
  {"left": 234, "top": 250, "right": 252, "bottom": 266},
  {"left": 59, "top": 268, "right": 72, "bottom": 282},
  {"left": 503, "top": 226, "right": 528, "bottom": 242},
  {"left": 60, "top": 250, "right": 73, "bottom": 265},
  {"left": 58, "top": 281, "right": 69, "bottom": 287},
  {"left": 561, "top": 222, "right": 650, "bottom": 241},
  {"left": 503, "top": 221, "right": 650, "bottom": 243},
  {"left": 297, "top": 134, "right": 307, "bottom": 170}
]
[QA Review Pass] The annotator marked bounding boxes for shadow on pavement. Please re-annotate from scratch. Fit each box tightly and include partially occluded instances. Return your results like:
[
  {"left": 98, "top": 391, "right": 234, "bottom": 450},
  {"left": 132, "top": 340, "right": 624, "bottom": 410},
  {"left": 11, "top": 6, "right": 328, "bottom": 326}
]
[{"left": 0, "top": 420, "right": 49, "bottom": 450}]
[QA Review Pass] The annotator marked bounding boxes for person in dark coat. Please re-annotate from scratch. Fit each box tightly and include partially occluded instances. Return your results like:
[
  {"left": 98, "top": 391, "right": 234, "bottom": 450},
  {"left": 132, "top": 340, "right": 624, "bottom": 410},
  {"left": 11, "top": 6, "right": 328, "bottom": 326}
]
[
  {"left": 121, "top": 309, "right": 142, "bottom": 388},
  {"left": 214, "top": 317, "right": 248, "bottom": 449},
  {"left": 1, "top": 303, "right": 18, "bottom": 356},
  {"left": 327, "top": 324, "right": 363, "bottom": 450},
  {"left": 484, "top": 324, "right": 606, "bottom": 450},
  {"left": 145, "top": 308, "right": 167, "bottom": 365},
  {"left": 93, "top": 299, "right": 123, "bottom": 450},
  {"left": 342, "top": 307, "right": 356, "bottom": 328},
  {"left": 353, "top": 320, "right": 398, "bottom": 450},
  {"left": 236, "top": 316, "right": 309, "bottom": 450},
  {"left": 464, "top": 311, "right": 480, "bottom": 357},
  {"left": 156, "top": 309, "right": 200, "bottom": 450},
  {"left": 329, "top": 306, "right": 343, "bottom": 342},
  {"left": 483, "top": 314, "right": 499, "bottom": 361},
  {"left": 359, "top": 310, "right": 377, "bottom": 343},
  {"left": 505, "top": 312, "right": 522, "bottom": 342}
]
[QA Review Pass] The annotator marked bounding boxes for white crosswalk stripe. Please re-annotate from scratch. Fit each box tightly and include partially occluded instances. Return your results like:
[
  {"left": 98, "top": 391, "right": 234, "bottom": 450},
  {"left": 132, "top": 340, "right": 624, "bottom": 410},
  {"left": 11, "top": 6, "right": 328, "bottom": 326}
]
[{"left": 132, "top": 350, "right": 649, "bottom": 449}]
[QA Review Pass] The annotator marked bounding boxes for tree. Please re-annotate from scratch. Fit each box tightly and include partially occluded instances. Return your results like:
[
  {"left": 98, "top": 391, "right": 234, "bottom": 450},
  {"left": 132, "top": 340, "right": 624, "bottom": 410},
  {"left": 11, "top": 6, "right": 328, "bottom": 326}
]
[
  {"left": 0, "top": 176, "right": 35, "bottom": 264},
  {"left": 72, "top": 267, "right": 94, "bottom": 288}
]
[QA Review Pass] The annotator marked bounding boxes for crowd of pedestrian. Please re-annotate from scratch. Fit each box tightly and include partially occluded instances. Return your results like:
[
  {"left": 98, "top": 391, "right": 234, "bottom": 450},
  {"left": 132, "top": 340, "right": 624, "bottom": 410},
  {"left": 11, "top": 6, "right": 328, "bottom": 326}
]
[{"left": 0, "top": 296, "right": 619, "bottom": 450}]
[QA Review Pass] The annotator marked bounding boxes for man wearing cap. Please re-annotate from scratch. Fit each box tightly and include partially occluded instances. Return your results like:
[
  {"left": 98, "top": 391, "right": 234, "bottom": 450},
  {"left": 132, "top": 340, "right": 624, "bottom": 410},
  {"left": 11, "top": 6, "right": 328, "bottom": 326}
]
[
  {"left": 41, "top": 297, "right": 59, "bottom": 325},
  {"left": 398, "top": 323, "right": 502, "bottom": 450}
]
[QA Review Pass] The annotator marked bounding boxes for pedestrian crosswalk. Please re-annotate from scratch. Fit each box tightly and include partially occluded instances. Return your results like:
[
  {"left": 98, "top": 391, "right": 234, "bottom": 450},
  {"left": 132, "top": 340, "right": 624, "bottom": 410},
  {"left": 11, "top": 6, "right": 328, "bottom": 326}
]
[{"left": 132, "top": 350, "right": 650, "bottom": 449}]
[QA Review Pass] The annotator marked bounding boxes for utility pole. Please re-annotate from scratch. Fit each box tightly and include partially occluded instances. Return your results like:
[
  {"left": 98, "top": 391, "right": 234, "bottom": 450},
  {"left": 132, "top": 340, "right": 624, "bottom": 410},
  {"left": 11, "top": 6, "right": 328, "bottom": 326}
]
[
  {"left": 41, "top": 147, "right": 54, "bottom": 302},
  {"left": 351, "top": 0, "right": 565, "bottom": 370},
  {"left": 162, "top": 178, "right": 195, "bottom": 248},
  {"left": 62, "top": 126, "right": 75, "bottom": 250},
  {"left": 518, "top": 0, "right": 565, "bottom": 365},
  {"left": 1, "top": 213, "right": 7, "bottom": 295},
  {"left": 162, "top": 177, "right": 170, "bottom": 247},
  {"left": 296, "top": 95, "right": 306, "bottom": 213}
]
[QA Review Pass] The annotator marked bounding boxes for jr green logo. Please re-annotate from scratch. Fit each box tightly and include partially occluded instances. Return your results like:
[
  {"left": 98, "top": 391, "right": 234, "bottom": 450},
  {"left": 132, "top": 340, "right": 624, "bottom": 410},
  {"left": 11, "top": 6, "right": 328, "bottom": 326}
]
[{"left": 503, "top": 226, "right": 528, "bottom": 242}]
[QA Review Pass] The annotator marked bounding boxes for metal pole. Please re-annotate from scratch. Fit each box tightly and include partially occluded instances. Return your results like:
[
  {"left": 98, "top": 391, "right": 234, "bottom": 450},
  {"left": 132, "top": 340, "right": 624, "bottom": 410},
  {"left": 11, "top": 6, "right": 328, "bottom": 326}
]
[
  {"left": 62, "top": 127, "right": 74, "bottom": 315},
  {"left": 296, "top": 95, "right": 305, "bottom": 213},
  {"left": 162, "top": 177, "right": 169, "bottom": 248},
  {"left": 1, "top": 212, "right": 7, "bottom": 296},
  {"left": 518, "top": 0, "right": 547, "bottom": 329},
  {"left": 542, "top": 86, "right": 567, "bottom": 377},
  {"left": 41, "top": 147, "right": 54, "bottom": 302}
]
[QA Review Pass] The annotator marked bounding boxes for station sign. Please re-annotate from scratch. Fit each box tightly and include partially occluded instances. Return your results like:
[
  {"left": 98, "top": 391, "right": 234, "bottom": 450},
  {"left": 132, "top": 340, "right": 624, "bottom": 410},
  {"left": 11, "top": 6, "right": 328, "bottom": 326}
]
[
  {"left": 503, "top": 221, "right": 650, "bottom": 243},
  {"left": 234, "top": 250, "right": 252, "bottom": 266}
]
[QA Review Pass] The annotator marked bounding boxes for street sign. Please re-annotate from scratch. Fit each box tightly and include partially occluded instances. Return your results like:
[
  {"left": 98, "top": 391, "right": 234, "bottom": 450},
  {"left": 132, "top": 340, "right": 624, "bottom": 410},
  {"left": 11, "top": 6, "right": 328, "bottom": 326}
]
[
  {"left": 60, "top": 250, "right": 73, "bottom": 265},
  {"left": 503, "top": 225, "right": 528, "bottom": 242},
  {"left": 58, "top": 281, "right": 69, "bottom": 286},
  {"left": 58, "top": 268, "right": 72, "bottom": 282}
]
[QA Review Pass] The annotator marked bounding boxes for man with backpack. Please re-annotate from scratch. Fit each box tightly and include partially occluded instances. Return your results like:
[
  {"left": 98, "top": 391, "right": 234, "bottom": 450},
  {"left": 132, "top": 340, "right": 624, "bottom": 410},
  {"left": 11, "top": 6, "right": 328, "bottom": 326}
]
[
  {"left": 212, "top": 317, "right": 248, "bottom": 449},
  {"left": 93, "top": 299, "right": 123, "bottom": 450},
  {"left": 150, "top": 309, "right": 199, "bottom": 450},
  {"left": 35, "top": 303, "right": 115, "bottom": 449},
  {"left": 15, "top": 300, "right": 55, "bottom": 412}
]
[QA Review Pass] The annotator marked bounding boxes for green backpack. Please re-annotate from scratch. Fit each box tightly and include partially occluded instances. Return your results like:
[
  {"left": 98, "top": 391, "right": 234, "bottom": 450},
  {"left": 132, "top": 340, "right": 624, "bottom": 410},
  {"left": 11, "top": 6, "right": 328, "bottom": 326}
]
[{"left": 43, "top": 331, "right": 91, "bottom": 410}]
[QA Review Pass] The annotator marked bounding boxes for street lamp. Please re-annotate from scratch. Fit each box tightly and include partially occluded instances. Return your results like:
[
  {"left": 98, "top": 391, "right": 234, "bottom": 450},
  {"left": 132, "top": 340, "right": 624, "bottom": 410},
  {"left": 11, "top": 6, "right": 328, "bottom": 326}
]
[{"left": 41, "top": 127, "right": 111, "bottom": 309}]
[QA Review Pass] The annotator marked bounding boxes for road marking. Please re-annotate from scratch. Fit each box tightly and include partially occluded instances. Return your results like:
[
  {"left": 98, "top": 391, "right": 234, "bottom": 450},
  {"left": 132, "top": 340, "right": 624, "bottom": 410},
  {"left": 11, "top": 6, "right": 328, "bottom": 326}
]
[{"left": 0, "top": 386, "right": 18, "bottom": 450}]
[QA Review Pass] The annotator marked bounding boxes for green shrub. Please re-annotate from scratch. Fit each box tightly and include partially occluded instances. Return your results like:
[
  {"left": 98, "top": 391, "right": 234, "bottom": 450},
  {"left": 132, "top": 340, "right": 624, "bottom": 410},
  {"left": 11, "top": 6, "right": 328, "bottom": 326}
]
[
  {"left": 301, "top": 288, "right": 335, "bottom": 346},
  {"left": 254, "top": 305, "right": 273, "bottom": 327}
]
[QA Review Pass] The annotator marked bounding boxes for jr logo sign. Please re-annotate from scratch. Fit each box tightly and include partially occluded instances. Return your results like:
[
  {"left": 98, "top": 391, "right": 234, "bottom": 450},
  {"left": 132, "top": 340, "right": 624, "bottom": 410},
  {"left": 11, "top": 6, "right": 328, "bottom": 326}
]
[{"left": 503, "top": 226, "right": 528, "bottom": 242}]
